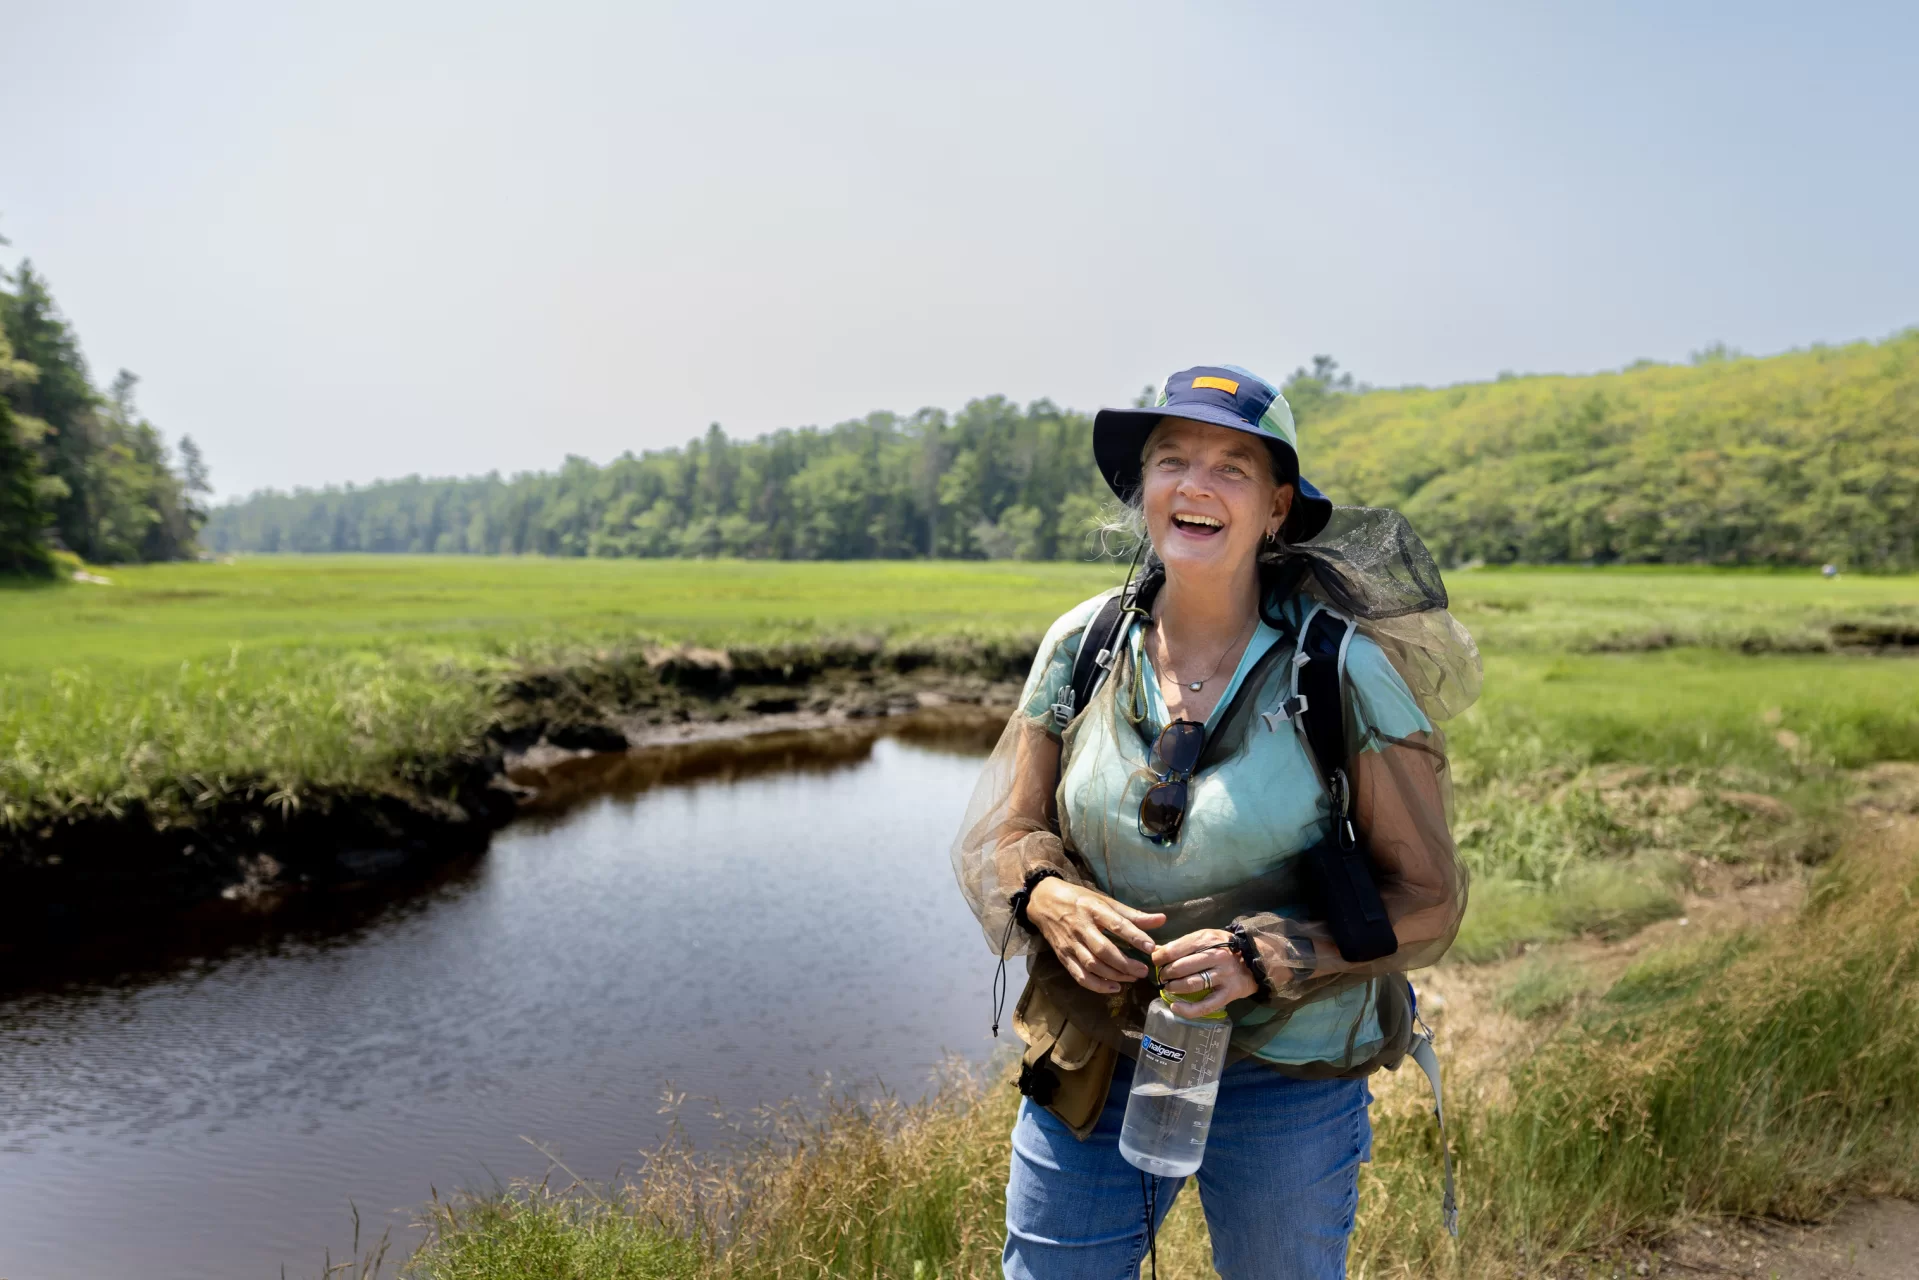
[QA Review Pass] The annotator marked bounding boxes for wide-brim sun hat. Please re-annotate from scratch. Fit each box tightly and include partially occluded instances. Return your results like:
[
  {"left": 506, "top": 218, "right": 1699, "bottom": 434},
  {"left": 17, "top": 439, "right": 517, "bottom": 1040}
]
[{"left": 1093, "top": 364, "right": 1333, "bottom": 543}]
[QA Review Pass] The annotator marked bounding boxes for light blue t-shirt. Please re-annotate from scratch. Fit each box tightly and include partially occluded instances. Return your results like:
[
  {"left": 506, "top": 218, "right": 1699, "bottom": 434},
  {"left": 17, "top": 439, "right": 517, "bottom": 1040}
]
[{"left": 1018, "top": 590, "right": 1430, "bottom": 1065}]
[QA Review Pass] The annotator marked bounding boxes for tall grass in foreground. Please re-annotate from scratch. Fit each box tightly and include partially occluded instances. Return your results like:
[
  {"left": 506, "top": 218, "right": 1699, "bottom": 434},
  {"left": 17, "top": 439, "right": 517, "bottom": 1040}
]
[
  {"left": 410, "top": 1066, "right": 1018, "bottom": 1280},
  {"left": 1352, "top": 821, "right": 1919, "bottom": 1277},
  {"left": 406, "top": 825, "right": 1919, "bottom": 1279}
]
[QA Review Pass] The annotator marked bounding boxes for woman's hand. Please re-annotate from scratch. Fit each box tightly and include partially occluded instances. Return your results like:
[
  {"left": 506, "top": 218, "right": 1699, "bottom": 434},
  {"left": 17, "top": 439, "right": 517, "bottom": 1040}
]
[
  {"left": 1152, "top": 929, "right": 1257, "bottom": 1017},
  {"left": 1026, "top": 878, "right": 1167, "bottom": 995}
]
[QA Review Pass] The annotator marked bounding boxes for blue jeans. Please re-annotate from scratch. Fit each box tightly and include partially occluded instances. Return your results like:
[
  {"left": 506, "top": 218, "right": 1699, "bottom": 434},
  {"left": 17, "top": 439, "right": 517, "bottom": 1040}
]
[{"left": 1004, "top": 1054, "right": 1372, "bottom": 1280}]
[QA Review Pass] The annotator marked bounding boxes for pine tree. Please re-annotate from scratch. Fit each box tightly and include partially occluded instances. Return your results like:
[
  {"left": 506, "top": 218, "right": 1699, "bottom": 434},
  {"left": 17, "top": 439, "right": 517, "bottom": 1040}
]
[
  {"left": 0, "top": 319, "right": 52, "bottom": 576},
  {"left": 178, "top": 434, "right": 212, "bottom": 523},
  {"left": 0, "top": 397, "right": 51, "bottom": 576},
  {"left": 0, "top": 263, "right": 103, "bottom": 558},
  {"left": 0, "top": 262, "right": 205, "bottom": 564}
]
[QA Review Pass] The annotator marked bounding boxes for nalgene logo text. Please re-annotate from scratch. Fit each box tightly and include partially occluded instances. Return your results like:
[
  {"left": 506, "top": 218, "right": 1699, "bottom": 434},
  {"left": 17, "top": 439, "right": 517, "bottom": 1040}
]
[{"left": 1140, "top": 1036, "right": 1186, "bottom": 1065}]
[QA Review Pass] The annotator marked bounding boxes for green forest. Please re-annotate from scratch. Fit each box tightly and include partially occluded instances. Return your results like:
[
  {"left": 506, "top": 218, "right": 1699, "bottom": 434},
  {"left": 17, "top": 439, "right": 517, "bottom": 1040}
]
[
  {"left": 0, "top": 254, "right": 208, "bottom": 576},
  {"left": 1311, "top": 335, "right": 1918, "bottom": 572},
  {"left": 5, "top": 242, "right": 1912, "bottom": 577},
  {"left": 206, "top": 334, "right": 1919, "bottom": 571}
]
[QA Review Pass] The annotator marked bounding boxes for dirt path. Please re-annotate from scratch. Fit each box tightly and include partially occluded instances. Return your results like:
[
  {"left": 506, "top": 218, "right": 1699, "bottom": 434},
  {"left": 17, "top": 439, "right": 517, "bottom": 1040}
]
[
  {"left": 1398, "top": 862, "right": 1807, "bottom": 1094},
  {"left": 1660, "top": 1200, "right": 1919, "bottom": 1279}
]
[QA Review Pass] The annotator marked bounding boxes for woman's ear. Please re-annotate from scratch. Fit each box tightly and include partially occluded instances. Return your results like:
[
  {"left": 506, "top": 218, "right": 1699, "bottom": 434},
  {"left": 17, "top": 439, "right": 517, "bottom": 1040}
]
[{"left": 1269, "top": 482, "right": 1296, "bottom": 538}]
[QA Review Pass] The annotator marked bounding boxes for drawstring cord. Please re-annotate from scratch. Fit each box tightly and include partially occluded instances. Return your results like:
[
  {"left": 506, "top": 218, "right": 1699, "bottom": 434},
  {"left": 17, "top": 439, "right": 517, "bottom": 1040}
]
[
  {"left": 991, "top": 908, "right": 1019, "bottom": 1037},
  {"left": 992, "top": 870, "right": 1063, "bottom": 1037},
  {"left": 1140, "top": 1168, "right": 1159, "bottom": 1280}
]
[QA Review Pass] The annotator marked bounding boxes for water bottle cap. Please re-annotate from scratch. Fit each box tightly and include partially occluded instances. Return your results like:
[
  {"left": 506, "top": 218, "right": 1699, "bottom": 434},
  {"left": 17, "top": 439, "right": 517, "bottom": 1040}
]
[{"left": 1155, "top": 968, "right": 1231, "bottom": 1020}]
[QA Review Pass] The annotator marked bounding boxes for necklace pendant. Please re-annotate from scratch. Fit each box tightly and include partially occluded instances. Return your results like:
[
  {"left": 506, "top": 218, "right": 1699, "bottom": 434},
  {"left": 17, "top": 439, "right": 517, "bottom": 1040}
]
[{"left": 1188, "top": 681, "right": 1203, "bottom": 692}]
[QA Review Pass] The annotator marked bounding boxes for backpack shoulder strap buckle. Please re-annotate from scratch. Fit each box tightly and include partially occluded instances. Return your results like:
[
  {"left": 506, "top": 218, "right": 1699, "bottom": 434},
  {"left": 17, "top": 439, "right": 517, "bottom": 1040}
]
[{"left": 1260, "top": 692, "right": 1309, "bottom": 732}]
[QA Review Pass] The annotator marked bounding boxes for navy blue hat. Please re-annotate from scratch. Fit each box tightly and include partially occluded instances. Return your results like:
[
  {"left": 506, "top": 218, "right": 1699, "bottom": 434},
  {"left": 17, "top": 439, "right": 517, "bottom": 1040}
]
[{"left": 1093, "top": 364, "right": 1333, "bottom": 543}]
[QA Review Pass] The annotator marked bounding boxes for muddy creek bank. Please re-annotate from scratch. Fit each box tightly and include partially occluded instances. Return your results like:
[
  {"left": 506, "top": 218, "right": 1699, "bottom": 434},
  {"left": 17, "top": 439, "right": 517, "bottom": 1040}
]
[{"left": 1, "top": 640, "right": 1024, "bottom": 958}]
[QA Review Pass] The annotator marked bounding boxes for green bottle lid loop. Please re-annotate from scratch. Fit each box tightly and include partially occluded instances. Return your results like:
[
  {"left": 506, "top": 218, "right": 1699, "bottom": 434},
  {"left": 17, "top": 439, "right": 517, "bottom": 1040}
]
[{"left": 1156, "top": 966, "right": 1230, "bottom": 1021}]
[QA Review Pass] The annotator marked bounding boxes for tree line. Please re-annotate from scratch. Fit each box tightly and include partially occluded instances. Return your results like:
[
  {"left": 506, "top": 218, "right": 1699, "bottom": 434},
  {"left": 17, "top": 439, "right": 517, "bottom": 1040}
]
[
  {"left": 208, "top": 336, "right": 1918, "bottom": 571},
  {"left": 203, "top": 367, "right": 1354, "bottom": 562},
  {"left": 204, "top": 402, "right": 1137, "bottom": 562},
  {"left": 0, "top": 253, "right": 208, "bottom": 576}
]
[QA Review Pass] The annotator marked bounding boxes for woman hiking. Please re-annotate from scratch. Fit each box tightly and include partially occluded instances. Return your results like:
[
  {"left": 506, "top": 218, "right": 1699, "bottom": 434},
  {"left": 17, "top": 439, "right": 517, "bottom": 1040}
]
[{"left": 953, "top": 365, "right": 1474, "bottom": 1280}]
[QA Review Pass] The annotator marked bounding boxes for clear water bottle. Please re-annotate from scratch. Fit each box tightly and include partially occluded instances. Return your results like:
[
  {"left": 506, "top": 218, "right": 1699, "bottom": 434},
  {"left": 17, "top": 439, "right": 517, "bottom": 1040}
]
[{"left": 1119, "top": 992, "right": 1232, "bottom": 1178}]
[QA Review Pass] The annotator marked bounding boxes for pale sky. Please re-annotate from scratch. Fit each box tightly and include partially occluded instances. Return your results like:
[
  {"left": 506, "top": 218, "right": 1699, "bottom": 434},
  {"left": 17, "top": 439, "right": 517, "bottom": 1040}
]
[{"left": 4, "top": 1, "right": 1915, "bottom": 499}]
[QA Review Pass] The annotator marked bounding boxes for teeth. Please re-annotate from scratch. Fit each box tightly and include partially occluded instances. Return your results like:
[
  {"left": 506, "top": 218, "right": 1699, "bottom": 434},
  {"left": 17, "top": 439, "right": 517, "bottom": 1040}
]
[{"left": 1174, "top": 513, "right": 1223, "bottom": 528}]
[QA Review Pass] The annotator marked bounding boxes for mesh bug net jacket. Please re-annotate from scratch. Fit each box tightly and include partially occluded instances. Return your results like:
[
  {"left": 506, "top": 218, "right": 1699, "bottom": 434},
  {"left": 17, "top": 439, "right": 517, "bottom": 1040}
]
[{"left": 951, "top": 507, "right": 1480, "bottom": 1074}]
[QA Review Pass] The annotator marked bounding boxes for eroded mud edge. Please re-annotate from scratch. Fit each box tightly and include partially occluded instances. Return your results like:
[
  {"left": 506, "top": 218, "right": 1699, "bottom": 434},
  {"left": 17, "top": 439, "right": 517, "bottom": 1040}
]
[{"left": 0, "top": 643, "right": 1028, "bottom": 945}]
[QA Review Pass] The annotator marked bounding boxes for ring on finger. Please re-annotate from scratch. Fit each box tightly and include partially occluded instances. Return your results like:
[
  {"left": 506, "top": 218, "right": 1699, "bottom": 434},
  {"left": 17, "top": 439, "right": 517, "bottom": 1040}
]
[{"left": 1198, "top": 968, "right": 1215, "bottom": 991}]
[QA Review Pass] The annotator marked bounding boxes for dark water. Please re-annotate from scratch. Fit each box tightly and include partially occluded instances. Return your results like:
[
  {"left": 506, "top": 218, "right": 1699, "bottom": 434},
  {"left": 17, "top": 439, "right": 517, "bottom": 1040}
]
[{"left": 0, "top": 728, "right": 1010, "bottom": 1280}]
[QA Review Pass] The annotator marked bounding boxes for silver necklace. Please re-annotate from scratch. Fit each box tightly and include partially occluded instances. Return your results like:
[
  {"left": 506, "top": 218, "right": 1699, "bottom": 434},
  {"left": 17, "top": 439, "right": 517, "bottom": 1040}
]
[{"left": 1153, "top": 612, "right": 1257, "bottom": 693}]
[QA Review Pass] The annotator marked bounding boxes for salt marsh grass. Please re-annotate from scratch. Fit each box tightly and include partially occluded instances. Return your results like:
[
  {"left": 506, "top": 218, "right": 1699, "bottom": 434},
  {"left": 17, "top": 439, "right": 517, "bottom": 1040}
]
[
  {"left": 2, "top": 558, "right": 1123, "bottom": 826},
  {"left": 5, "top": 558, "right": 1914, "bottom": 833},
  {"left": 1441, "top": 647, "right": 1913, "bottom": 958},
  {"left": 1447, "top": 565, "right": 1919, "bottom": 655},
  {"left": 0, "top": 557, "right": 1127, "bottom": 672},
  {"left": 1450, "top": 822, "right": 1919, "bottom": 1254}
]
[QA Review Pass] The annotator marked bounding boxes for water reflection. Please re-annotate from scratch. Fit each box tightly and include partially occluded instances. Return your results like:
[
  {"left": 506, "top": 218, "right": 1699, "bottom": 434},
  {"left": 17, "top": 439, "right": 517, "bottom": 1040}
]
[
  {"left": 0, "top": 710, "right": 1004, "bottom": 999},
  {"left": 0, "top": 726, "right": 1006, "bottom": 1280},
  {"left": 512, "top": 706, "right": 1005, "bottom": 816},
  {"left": 0, "top": 854, "right": 490, "bottom": 999}
]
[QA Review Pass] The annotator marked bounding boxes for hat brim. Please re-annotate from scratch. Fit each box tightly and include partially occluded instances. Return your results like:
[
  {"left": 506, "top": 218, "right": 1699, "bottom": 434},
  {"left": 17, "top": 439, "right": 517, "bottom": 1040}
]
[{"left": 1092, "top": 406, "right": 1334, "bottom": 543}]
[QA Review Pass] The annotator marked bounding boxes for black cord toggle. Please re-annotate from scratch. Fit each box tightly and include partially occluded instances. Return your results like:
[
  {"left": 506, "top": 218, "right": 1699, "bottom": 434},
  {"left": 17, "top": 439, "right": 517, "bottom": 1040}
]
[{"left": 992, "top": 869, "right": 1066, "bottom": 1037}]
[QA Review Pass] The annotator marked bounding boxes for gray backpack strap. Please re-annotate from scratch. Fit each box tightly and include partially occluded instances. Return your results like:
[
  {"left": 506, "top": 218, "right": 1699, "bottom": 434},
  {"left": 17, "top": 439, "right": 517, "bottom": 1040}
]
[{"left": 1409, "top": 1027, "right": 1459, "bottom": 1237}]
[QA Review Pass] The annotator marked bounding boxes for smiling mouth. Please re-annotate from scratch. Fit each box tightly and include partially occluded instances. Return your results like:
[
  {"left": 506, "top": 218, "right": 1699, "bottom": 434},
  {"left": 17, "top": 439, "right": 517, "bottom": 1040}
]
[{"left": 1171, "top": 513, "right": 1224, "bottom": 537}]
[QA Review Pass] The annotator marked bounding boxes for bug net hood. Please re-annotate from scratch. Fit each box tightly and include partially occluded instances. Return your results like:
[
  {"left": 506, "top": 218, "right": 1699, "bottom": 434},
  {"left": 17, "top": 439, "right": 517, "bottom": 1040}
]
[{"left": 951, "top": 506, "right": 1477, "bottom": 1073}]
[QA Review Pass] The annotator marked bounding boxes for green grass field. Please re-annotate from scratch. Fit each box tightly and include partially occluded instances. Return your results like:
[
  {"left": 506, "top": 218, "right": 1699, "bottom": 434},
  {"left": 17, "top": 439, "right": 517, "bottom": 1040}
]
[
  {"left": 6, "top": 557, "right": 1915, "bottom": 671},
  {"left": 1, "top": 558, "right": 1131, "bottom": 824},
  {"left": 0, "top": 558, "right": 1118, "bottom": 826},
  {"left": 3, "top": 557, "right": 1915, "bottom": 840},
  {"left": 0, "top": 557, "right": 1125, "bottom": 671},
  {"left": 5, "top": 556, "right": 1915, "bottom": 963}
]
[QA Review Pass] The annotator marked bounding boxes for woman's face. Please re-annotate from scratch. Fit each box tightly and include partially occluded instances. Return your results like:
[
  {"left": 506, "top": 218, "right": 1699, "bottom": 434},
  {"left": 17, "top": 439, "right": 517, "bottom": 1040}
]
[{"left": 1140, "top": 418, "right": 1294, "bottom": 580}]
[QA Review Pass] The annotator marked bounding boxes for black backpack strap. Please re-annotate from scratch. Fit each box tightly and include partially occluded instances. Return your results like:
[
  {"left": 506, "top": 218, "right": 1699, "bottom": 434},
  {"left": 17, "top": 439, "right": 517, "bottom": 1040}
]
[
  {"left": 1051, "top": 595, "right": 1125, "bottom": 730},
  {"left": 1051, "top": 569, "right": 1163, "bottom": 731},
  {"left": 1292, "top": 607, "right": 1398, "bottom": 962},
  {"left": 1196, "top": 636, "right": 1293, "bottom": 772},
  {"left": 1295, "top": 609, "right": 1351, "bottom": 780}
]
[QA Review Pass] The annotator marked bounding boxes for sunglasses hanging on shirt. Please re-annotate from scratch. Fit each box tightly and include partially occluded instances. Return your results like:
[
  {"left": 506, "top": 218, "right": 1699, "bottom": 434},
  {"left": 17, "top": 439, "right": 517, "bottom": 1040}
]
[{"left": 1137, "top": 719, "right": 1205, "bottom": 844}]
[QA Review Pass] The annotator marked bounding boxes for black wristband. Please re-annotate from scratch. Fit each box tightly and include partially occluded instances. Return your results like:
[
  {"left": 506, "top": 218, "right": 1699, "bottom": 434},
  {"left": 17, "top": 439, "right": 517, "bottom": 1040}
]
[
  {"left": 1011, "top": 868, "right": 1064, "bottom": 933},
  {"left": 1226, "top": 922, "right": 1278, "bottom": 1000}
]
